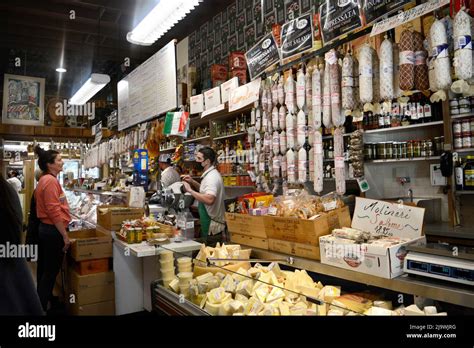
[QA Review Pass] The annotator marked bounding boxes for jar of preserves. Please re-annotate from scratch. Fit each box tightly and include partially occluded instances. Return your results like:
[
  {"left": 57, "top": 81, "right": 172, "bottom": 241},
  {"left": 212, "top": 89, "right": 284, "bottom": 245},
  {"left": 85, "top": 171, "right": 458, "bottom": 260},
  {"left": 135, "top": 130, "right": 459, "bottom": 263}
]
[
  {"left": 377, "top": 142, "right": 386, "bottom": 159},
  {"left": 454, "top": 134, "right": 463, "bottom": 149},
  {"left": 401, "top": 142, "right": 407, "bottom": 158},
  {"left": 426, "top": 139, "right": 434, "bottom": 156},
  {"left": 413, "top": 140, "right": 421, "bottom": 157},
  {"left": 453, "top": 121, "right": 462, "bottom": 136},
  {"left": 386, "top": 142, "right": 393, "bottom": 159},
  {"left": 391, "top": 142, "right": 398, "bottom": 159},
  {"left": 407, "top": 141, "right": 414, "bottom": 158},
  {"left": 371, "top": 143, "right": 377, "bottom": 160},
  {"left": 462, "top": 119, "right": 471, "bottom": 134},
  {"left": 463, "top": 134, "right": 472, "bottom": 149}
]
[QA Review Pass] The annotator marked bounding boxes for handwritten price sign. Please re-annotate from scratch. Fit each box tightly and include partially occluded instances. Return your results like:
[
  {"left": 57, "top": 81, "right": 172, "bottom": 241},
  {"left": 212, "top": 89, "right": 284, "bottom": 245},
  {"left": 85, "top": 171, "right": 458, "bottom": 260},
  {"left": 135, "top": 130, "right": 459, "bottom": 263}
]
[{"left": 352, "top": 198, "right": 425, "bottom": 240}]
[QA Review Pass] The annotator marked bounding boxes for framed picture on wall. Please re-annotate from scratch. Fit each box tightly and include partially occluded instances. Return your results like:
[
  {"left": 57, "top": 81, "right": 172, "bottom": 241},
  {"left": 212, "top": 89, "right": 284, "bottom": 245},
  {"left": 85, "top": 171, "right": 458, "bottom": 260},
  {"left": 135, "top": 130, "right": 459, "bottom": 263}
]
[
  {"left": 237, "top": 28, "right": 245, "bottom": 49},
  {"left": 264, "top": 0, "right": 274, "bottom": 14},
  {"left": 228, "top": 34, "right": 237, "bottom": 52},
  {"left": 256, "top": 20, "right": 264, "bottom": 38},
  {"left": 265, "top": 10, "right": 276, "bottom": 32},
  {"left": 208, "top": 47, "right": 214, "bottom": 66},
  {"left": 285, "top": 0, "right": 300, "bottom": 21},
  {"left": 213, "top": 13, "right": 221, "bottom": 31},
  {"left": 200, "top": 23, "right": 207, "bottom": 40},
  {"left": 245, "top": 5, "right": 253, "bottom": 25},
  {"left": 221, "top": 21, "right": 229, "bottom": 40},
  {"left": 237, "top": 0, "right": 245, "bottom": 13},
  {"left": 214, "top": 44, "right": 222, "bottom": 63},
  {"left": 300, "top": 0, "right": 311, "bottom": 13},
  {"left": 275, "top": 0, "right": 285, "bottom": 23},
  {"left": 222, "top": 39, "right": 228, "bottom": 59},
  {"left": 222, "top": 7, "right": 228, "bottom": 22},
  {"left": 2, "top": 74, "right": 45, "bottom": 126},
  {"left": 245, "top": 24, "right": 256, "bottom": 48}
]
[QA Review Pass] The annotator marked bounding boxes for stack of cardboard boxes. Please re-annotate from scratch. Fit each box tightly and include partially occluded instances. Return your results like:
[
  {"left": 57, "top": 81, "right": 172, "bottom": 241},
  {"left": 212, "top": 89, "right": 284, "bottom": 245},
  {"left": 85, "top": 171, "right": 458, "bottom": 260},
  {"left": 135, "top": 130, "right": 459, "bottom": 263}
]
[{"left": 210, "top": 51, "right": 247, "bottom": 88}]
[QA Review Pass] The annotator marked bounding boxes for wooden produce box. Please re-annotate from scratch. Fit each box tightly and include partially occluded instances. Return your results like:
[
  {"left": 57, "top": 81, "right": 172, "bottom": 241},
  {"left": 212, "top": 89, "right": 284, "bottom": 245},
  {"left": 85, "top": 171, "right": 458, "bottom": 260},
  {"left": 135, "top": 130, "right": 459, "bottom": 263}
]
[
  {"left": 73, "top": 258, "right": 110, "bottom": 276},
  {"left": 96, "top": 205, "right": 144, "bottom": 231},
  {"left": 67, "top": 269, "right": 115, "bottom": 306},
  {"left": 68, "top": 300, "right": 115, "bottom": 316},
  {"left": 230, "top": 233, "right": 268, "bottom": 250},
  {"left": 263, "top": 206, "right": 351, "bottom": 247},
  {"left": 225, "top": 213, "right": 267, "bottom": 238},
  {"left": 69, "top": 229, "right": 112, "bottom": 262},
  {"left": 268, "top": 239, "right": 321, "bottom": 261}
]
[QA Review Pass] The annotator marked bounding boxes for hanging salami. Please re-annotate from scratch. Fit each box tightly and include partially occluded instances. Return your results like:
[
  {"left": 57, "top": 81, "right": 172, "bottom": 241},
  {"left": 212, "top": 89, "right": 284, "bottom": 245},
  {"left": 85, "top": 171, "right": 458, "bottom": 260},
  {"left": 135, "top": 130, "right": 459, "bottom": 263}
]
[
  {"left": 413, "top": 31, "right": 430, "bottom": 91},
  {"left": 379, "top": 37, "right": 394, "bottom": 101},
  {"left": 296, "top": 68, "right": 306, "bottom": 110},
  {"left": 333, "top": 127, "right": 346, "bottom": 195},
  {"left": 358, "top": 44, "right": 373, "bottom": 107},
  {"left": 313, "top": 131, "right": 324, "bottom": 194},
  {"left": 399, "top": 29, "right": 415, "bottom": 91},
  {"left": 342, "top": 52, "right": 355, "bottom": 110},
  {"left": 312, "top": 65, "right": 323, "bottom": 130},
  {"left": 322, "top": 63, "right": 333, "bottom": 128}
]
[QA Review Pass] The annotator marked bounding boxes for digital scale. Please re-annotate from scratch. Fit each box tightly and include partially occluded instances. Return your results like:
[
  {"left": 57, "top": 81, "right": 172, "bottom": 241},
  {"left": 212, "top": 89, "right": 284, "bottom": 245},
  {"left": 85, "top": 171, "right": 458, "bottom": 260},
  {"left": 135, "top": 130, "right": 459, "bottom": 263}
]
[{"left": 404, "top": 243, "right": 474, "bottom": 286}]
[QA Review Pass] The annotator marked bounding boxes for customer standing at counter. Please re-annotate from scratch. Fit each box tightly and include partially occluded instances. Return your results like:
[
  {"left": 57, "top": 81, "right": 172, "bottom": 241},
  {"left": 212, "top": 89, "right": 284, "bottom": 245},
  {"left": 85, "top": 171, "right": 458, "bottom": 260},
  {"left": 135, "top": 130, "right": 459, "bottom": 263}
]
[
  {"left": 158, "top": 153, "right": 181, "bottom": 189},
  {"left": 182, "top": 147, "right": 226, "bottom": 246},
  {"left": 34, "top": 145, "right": 71, "bottom": 312}
]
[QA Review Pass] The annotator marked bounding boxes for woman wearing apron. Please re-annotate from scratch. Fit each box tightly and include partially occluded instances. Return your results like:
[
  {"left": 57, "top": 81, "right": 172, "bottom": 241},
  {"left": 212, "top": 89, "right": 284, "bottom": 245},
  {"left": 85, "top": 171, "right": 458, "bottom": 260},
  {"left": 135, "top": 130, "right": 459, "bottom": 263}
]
[{"left": 181, "top": 147, "right": 226, "bottom": 246}]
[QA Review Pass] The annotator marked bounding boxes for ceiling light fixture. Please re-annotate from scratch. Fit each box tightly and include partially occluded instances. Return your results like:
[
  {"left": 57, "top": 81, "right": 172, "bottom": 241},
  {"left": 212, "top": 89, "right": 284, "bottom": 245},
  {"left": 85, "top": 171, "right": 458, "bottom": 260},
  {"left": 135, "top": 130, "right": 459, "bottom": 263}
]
[
  {"left": 126, "top": 0, "right": 203, "bottom": 46},
  {"left": 69, "top": 73, "right": 110, "bottom": 105},
  {"left": 56, "top": 67, "right": 67, "bottom": 73}
]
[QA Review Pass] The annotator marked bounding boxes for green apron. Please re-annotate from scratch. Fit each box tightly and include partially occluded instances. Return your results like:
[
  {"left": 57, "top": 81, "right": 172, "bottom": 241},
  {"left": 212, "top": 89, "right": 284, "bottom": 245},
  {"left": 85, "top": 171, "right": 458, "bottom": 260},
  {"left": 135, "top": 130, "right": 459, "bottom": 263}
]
[{"left": 198, "top": 201, "right": 211, "bottom": 239}]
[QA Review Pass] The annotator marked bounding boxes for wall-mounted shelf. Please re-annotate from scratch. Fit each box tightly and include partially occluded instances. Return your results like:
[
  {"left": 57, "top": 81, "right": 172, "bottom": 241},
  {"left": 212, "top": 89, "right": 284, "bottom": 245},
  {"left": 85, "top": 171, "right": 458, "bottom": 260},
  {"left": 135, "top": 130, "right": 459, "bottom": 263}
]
[
  {"left": 213, "top": 132, "right": 247, "bottom": 141},
  {"left": 70, "top": 188, "right": 128, "bottom": 197},
  {"left": 455, "top": 191, "right": 474, "bottom": 195},
  {"left": 454, "top": 148, "right": 474, "bottom": 153},
  {"left": 451, "top": 113, "right": 474, "bottom": 120},
  {"left": 159, "top": 147, "right": 178, "bottom": 152},
  {"left": 366, "top": 156, "right": 439, "bottom": 164},
  {"left": 363, "top": 121, "right": 443, "bottom": 134},
  {"left": 182, "top": 135, "right": 210, "bottom": 144}
]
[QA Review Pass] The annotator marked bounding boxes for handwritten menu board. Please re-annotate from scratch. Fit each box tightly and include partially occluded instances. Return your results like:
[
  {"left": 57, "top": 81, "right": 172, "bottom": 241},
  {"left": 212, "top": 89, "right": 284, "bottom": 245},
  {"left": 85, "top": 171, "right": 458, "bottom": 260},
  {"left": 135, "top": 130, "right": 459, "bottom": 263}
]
[
  {"left": 352, "top": 197, "right": 425, "bottom": 240},
  {"left": 118, "top": 40, "right": 177, "bottom": 131}
]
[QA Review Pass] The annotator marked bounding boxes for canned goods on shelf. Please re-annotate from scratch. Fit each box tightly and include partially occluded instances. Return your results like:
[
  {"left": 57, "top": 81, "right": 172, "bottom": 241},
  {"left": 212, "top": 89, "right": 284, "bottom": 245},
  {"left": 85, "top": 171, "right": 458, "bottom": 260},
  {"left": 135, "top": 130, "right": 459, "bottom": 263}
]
[
  {"left": 453, "top": 121, "right": 462, "bottom": 136},
  {"left": 454, "top": 135, "right": 463, "bottom": 149}
]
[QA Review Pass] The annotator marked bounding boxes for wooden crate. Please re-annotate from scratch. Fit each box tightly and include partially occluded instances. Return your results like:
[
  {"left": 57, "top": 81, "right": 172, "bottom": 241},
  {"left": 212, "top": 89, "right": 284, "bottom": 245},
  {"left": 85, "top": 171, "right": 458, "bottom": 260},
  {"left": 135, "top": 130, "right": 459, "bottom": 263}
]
[{"left": 74, "top": 258, "right": 110, "bottom": 276}]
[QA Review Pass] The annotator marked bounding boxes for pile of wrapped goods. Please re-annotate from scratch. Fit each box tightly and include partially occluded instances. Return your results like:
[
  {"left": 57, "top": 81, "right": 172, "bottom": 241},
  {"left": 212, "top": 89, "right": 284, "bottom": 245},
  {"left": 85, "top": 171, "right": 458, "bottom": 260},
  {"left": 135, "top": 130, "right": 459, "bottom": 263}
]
[
  {"left": 159, "top": 248, "right": 446, "bottom": 316},
  {"left": 118, "top": 215, "right": 177, "bottom": 244}
]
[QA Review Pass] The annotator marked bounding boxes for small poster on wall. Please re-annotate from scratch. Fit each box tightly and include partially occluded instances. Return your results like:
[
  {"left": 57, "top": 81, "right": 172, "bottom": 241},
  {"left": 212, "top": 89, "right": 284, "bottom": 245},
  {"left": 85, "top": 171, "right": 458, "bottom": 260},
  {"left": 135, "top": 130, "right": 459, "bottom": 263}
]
[
  {"left": 2, "top": 74, "right": 45, "bottom": 126},
  {"left": 280, "top": 13, "right": 314, "bottom": 61},
  {"left": 264, "top": 0, "right": 274, "bottom": 14},
  {"left": 275, "top": 0, "right": 285, "bottom": 23},
  {"left": 228, "top": 34, "right": 238, "bottom": 52},
  {"left": 246, "top": 5, "right": 253, "bottom": 25},
  {"left": 245, "top": 24, "right": 256, "bottom": 48},
  {"left": 221, "top": 22, "right": 230, "bottom": 40},
  {"left": 285, "top": 0, "right": 300, "bottom": 21},
  {"left": 319, "top": 0, "right": 363, "bottom": 44}
]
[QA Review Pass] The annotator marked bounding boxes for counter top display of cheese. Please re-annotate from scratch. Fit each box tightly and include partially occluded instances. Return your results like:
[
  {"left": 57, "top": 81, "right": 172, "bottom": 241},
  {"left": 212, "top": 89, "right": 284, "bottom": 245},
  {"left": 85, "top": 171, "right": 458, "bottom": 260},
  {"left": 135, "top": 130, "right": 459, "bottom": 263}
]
[{"left": 151, "top": 243, "right": 473, "bottom": 316}]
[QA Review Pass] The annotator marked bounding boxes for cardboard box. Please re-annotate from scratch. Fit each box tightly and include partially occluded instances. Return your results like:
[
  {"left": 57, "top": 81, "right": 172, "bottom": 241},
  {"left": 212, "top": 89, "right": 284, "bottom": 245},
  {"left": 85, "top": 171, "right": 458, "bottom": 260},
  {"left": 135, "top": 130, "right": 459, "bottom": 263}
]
[
  {"left": 230, "top": 69, "right": 247, "bottom": 86},
  {"left": 230, "top": 233, "right": 268, "bottom": 250},
  {"left": 319, "top": 198, "right": 427, "bottom": 279},
  {"left": 68, "top": 300, "right": 115, "bottom": 316},
  {"left": 210, "top": 64, "right": 228, "bottom": 81},
  {"left": 229, "top": 51, "right": 246, "bottom": 70},
  {"left": 96, "top": 205, "right": 144, "bottom": 231},
  {"left": 264, "top": 207, "right": 351, "bottom": 246},
  {"left": 68, "top": 269, "right": 115, "bottom": 305},
  {"left": 69, "top": 229, "right": 113, "bottom": 262},
  {"left": 225, "top": 213, "right": 267, "bottom": 238},
  {"left": 74, "top": 258, "right": 110, "bottom": 276},
  {"left": 268, "top": 239, "right": 321, "bottom": 261}
]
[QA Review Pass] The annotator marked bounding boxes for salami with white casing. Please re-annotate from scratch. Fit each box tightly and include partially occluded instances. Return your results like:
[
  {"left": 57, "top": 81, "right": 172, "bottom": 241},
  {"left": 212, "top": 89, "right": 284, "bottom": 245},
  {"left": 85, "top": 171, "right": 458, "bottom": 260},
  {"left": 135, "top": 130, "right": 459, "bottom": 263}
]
[
  {"left": 413, "top": 31, "right": 429, "bottom": 91},
  {"left": 277, "top": 75, "right": 284, "bottom": 105},
  {"left": 286, "top": 149, "right": 296, "bottom": 184},
  {"left": 309, "top": 146, "right": 314, "bottom": 182},
  {"left": 272, "top": 106, "right": 279, "bottom": 131},
  {"left": 308, "top": 108, "right": 314, "bottom": 145},
  {"left": 353, "top": 58, "right": 361, "bottom": 110},
  {"left": 452, "top": 9, "right": 473, "bottom": 93},
  {"left": 261, "top": 81, "right": 268, "bottom": 111},
  {"left": 266, "top": 86, "right": 273, "bottom": 113},
  {"left": 298, "top": 147, "right": 307, "bottom": 183},
  {"left": 342, "top": 52, "right": 355, "bottom": 110},
  {"left": 271, "top": 79, "right": 279, "bottom": 105},
  {"left": 255, "top": 132, "right": 261, "bottom": 154},
  {"left": 393, "top": 44, "right": 403, "bottom": 98},
  {"left": 281, "top": 152, "right": 287, "bottom": 179},
  {"left": 273, "top": 154, "right": 281, "bottom": 178},
  {"left": 312, "top": 64, "right": 323, "bottom": 130},
  {"left": 359, "top": 44, "right": 373, "bottom": 107},
  {"left": 333, "top": 127, "right": 346, "bottom": 195},
  {"left": 285, "top": 72, "right": 296, "bottom": 114},
  {"left": 431, "top": 19, "right": 452, "bottom": 90},
  {"left": 297, "top": 109, "right": 306, "bottom": 149},
  {"left": 379, "top": 37, "right": 394, "bottom": 101},
  {"left": 279, "top": 130, "right": 287, "bottom": 154},
  {"left": 279, "top": 105, "right": 286, "bottom": 130},
  {"left": 262, "top": 111, "right": 268, "bottom": 132},
  {"left": 272, "top": 131, "right": 280, "bottom": 156},
  {"left": 286, "top": 112, "right": 295, "bottom": 150},
  {"left": 327, "top": 50, "right": 344, "bottom": 127},
  {"left": 322, "top": 63, "right": 332, "bottom": 128},
  {"left": 372, "top": 48, "right": 381, "bottom": 102},
  {"left": 251, "top": 108, "right": 256, "bottom": 126},
  {"left": 305, "top": 69, "right": 312, "bottom": 113},
  {"left": 255, "top": 108, "right": 261, "bottom": 132},
  {"left": 296, "top": 68, "right": 306, "bottom": 110},
  {"left": 313, "top": 131, "right": 323, "bottom": 194}
]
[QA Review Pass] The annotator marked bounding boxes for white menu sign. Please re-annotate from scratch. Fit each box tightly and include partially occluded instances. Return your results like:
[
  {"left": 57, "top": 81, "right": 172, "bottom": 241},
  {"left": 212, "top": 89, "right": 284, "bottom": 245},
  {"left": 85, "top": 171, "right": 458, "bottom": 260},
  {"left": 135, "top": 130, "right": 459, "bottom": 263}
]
[
  {"left": 220, "top": 77, "right": 239, "bottom": 103},
  {"left": 228, "top": 78, "right": 261, "bottom": 112},
  {"left": 204, "top": 87, "right": 221, "bottom": 110},
  {"left": 352, "top": 197, "right": 425, "bottom": 240},
  {"left": 190, "top": 94, "right": 204, "bottom": 114},
  {"left": 118, "top": 40, "right": 177, "bottom": 131}
]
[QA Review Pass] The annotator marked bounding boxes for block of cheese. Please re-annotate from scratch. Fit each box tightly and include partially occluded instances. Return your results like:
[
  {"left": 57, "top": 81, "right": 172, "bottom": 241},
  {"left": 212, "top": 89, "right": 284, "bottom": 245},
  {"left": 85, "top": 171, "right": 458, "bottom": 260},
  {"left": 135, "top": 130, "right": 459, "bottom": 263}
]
[
  {"left": 207, "top": 287, "right": 227, "bottom": 304},
  {"left": 266, "top": 287, "right": 285, "bottom": 303},
  {"left": 245, "top": 298, "right": 264, "bottom": 315},
  {"left": 373, "top": 301, "right": 393, "bottom": 310},
  {"left": 278, "top": 302, "right": 291, "bottom": 316},
  {"left": 218, "top": 300, "right": 234, "bottom": 316},
  {"left": 204, "top": 301, "right": 221, "bottom": 315},
  {"left": 248, "top": 268, "right": 262, "bottom": 279},
  {"left": 221, "top": 275, "right": 236, "bottom": 293},
  {"left": 296, "top": 285, "right": 320, "bottom": 299},
  {"left": 235, "top": 293, "right": 248, "bottom": 303},
  {"left": 206, "top": 277, "right": 220, "bottom": 291},
  {"left": 423, "top": 306, "right": 437, "bottom": 315},
  {"left": 317, "top": 286, "right": 341, "bottom": 303},
  {"left": 236, "top": 279, "right": 254, "bottom": 297},
  {"left": 327, "top": 309, "right": 345, "bottom": 316},
  {"left": 317, "top": 303, "right": 328, "bottom": 316},
  {"left": 215, "top": 272, "right": 226, "bottom": 281},
  {"left": 229, "top": 300, "right": 245, "bottom": 314},
  {"left": 364, "top": 306, "right": 394, "bottom": 316},
  {"left": 254, "top": 285, "right": 270, "bottom": 303},
  {"left": 289, "top": 306, "right": 306, "bottom": 315},
  {"left": 196, "top": 272, "right": 214, "bottom": 283},
  {"left": 267, "top": 262, "right": 284, "bottom": 278},
  {"left": 232, "top": 267, "right": 250, "bottom": 282},
  {"left": 333, "top": 294, "right": 373, "bottom": 314},
  {"left": 259, "top": 304, "right": 279, "bottom": 316},
  {"left": 404, "top": 304, "right": 425, "bottom": 316}
]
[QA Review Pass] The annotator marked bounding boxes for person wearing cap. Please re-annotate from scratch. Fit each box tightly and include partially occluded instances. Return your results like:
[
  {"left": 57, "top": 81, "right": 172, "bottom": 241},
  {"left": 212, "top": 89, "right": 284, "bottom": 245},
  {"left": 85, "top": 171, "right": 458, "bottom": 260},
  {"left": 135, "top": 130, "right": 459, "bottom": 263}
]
[{"left": 158, "top": 154, "right": 180, "bottom": 189}]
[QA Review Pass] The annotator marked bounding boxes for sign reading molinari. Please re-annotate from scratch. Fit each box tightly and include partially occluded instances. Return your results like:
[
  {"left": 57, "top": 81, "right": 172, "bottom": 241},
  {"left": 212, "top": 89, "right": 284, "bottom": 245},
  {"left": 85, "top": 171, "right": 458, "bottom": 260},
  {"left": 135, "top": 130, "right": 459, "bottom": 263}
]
[
  {"left": 319, "top": 0, "right": 363, "bottom": 44},
  {"left": 245, "top": 33, "right": 280, "bottom": 80},
  {"left": 362, "top": 0, "right": 412, "bottom": 25},
  {"left": 280, "top": 13, "right": 314, "bottom": 61},
  {"left": 228, "top": 78, "right": 261, "bottom": 112},
  {"left": 352, "top": 197, "right": 425, "bottom": 240}
]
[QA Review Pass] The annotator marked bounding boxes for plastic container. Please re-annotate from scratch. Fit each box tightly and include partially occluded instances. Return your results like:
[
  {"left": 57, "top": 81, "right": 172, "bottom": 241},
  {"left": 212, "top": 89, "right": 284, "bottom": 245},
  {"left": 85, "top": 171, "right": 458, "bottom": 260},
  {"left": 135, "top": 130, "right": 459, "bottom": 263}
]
[
  {"left": 161, "top": 267, "right": 175, "bottom": 279},
  {"left": 177, "top": 272, "right": 193, "bottom": 284},
  {"left": 177, "top": 257, "right": 192, "bottom": 265},
  {"left": 159, "top": 259, "right": 174, "bottom": 270},
  {"left": 178, "top": 265, "right": 193, "bottom": 273},
  {"left": 160, "top": 250, "right": 174, "bottom": 261}
]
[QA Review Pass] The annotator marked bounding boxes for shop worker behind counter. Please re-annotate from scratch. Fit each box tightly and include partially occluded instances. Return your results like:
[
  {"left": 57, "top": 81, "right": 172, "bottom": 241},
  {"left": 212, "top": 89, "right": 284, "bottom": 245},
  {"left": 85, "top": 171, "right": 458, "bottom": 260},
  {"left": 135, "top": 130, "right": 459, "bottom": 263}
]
[
  {"left": 181, "top": 147, "right": 226, "bottom": 246},
  {"left": 158, "top": 153, "right": 180, "bottom": 189},
  {"left": 34, "top": 145, "right": 71, "bottom": 312}
]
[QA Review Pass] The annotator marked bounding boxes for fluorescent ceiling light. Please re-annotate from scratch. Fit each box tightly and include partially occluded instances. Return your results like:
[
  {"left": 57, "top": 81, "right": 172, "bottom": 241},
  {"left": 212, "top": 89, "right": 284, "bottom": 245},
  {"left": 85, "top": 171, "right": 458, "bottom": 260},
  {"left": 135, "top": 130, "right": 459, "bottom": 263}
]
[
  {"left": 69, "top": 73, "right": 110, "bottom": 105},
  {"left": 127, "top": 0, "right": 202, "bottom": 46},
  {"left": 56, "top": 67, "right": 67, "bottom": 73}
]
